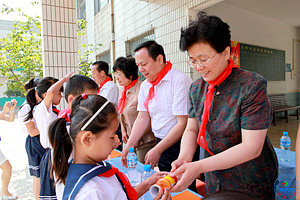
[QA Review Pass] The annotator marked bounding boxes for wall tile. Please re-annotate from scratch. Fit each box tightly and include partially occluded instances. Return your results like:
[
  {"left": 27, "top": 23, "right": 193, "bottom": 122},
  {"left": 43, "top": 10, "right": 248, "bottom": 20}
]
[
  {"left": 56, "top": 7, "right": 60, "bottom": 21},
  {"left": 60, "top": 7, "right": 64, "bottom": 22},
  {"left": 51, "top": 6, "right": 56, "bottom": 21},
  {"left": 64, "top": 9, "right": 69, "bottom": 23},
  {"left": 61, "top": 37, "right": 66, "bottom": 51},
  {"left": 51, "top": 21, "right": 57, "bottom": 36}
]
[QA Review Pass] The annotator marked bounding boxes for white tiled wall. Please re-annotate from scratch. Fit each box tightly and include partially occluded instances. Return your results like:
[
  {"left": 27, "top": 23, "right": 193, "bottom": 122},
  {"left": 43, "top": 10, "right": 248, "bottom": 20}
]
[
  {"left": 94, "top": 4, "right": 111, "bottom": 58},
  {"left": 113, "top": 0, "right": 210, "bottom": 76},
  {"left": 42, "top": 0, "right": 78, "bottom": 79}
]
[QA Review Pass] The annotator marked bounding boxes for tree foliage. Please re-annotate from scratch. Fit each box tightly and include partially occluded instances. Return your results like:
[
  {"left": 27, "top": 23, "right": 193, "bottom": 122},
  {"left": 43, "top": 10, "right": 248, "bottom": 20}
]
[
  {"left": 0, "top": 2, "right": 42, "bottom": 97},
  {"left": 77, "top": 19, "right": 102, "bottom": 77}
]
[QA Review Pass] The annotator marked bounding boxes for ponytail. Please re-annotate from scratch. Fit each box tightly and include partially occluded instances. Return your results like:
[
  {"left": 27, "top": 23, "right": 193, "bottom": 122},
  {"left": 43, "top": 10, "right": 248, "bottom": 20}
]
[
  {"left": 25, "top": 88, "right": 38, "bottom": 121},
  {"left": 48, "top": 118, "right": 73, "bottom": 184}
]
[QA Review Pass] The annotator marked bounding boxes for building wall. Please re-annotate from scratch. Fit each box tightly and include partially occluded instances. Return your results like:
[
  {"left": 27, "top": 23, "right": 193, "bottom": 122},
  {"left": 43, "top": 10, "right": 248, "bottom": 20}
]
[
  {"left": 41, "top": 0, "right": 79, "bottom": 108},
  {"left": 114, "top": 0, "right": 210, "bottom": 75},
  {"left": 81, "top": 0, "right": 300, "bottom": 104},
  {"left": 204, "top": 2, "right": 299, "bottom": 96},
  {"left": 41, "top": 0, "right": 78, "bottom": 78}
]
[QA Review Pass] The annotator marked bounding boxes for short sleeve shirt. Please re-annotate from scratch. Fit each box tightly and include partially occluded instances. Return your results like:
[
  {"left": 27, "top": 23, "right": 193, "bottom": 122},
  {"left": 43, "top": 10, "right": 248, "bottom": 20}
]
[
  {"left": 189, "top": 68, "right": 278, "bottom": 198},
  {"left": 18, "top": 103, "right": 36, "bottom": 134},
  {"left": 74, "top": 176, "right": 127, "bottom": 200},
  {"left": 33, "top": 101, "right": 58, "bottom": 149},
  {"left": 99, "top": 81, "right": 119, "bottom": 106},
  {"left": 138, "top": 68, "right": 192, "bottom": 139}
]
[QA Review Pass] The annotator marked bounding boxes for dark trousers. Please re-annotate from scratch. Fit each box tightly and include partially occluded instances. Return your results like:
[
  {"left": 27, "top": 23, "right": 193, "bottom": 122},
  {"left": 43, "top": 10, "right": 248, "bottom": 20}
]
[
  {"left": 115, "top": 124, "right": 123, "bottom": 151},
  {"left": 156, "top": 137, "right": 181, "bottom": 172},
  {"left": 156, "top": 137, "right": 199, "bottom": 193}
]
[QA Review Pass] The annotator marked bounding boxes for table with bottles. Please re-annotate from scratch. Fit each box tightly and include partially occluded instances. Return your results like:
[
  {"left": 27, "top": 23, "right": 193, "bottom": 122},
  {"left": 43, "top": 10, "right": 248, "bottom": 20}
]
[{"left": 108, "top": 150, "right": 203, "bottom": 200}]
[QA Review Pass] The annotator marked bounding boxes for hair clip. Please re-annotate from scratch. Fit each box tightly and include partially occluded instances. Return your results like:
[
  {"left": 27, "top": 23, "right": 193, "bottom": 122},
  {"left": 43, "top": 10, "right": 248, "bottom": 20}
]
[
  {"left": 81, "top": 100, "right": 109, "bottom": 131},
  {"left": 82, "top": 93, "right": 87, "bottom": 99}
]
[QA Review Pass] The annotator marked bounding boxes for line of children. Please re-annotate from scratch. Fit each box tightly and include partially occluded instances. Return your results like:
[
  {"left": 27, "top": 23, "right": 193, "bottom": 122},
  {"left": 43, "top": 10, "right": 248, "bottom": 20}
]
[
  {"left": 20, "top": 73, "right": 171, "bottom": 200},
  {"left": 49, "top": 94, "right": 170, "bottom": 200},
  {"left": 18, "top": 77, "right": 45, "bottom": 200},
  {"left": 31, "top": 74, "right": 72, "bottom": 199}
]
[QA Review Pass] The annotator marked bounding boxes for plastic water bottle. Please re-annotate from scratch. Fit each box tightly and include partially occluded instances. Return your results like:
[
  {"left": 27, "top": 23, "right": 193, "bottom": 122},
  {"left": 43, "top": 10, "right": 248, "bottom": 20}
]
[
  {"left": 127, "top": 147, "right": 140, "bottom": 187},
  {"left": 142, "top": 164, "right": 152, "bottom": 181},
  {"left": 140, "top": 164, "right": 152, "bottom": 200},
  {"left": 280, "top": 131, "right": 291, "bottom": 162}
]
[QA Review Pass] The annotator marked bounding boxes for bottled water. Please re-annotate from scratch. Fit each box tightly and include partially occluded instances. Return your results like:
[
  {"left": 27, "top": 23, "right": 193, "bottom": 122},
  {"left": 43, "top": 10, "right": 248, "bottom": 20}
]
[
  {"left": 140, "top": 164, "right": 152, "bottom": 200},
  {"left": 280, "top": 131, "right": 291, "bottom": 162},
  {"left": 127, "top": 147, "right": 140, "bottom": 187},
  {"left": 142, "top": 164, "right": 152, "bottom": 181}
]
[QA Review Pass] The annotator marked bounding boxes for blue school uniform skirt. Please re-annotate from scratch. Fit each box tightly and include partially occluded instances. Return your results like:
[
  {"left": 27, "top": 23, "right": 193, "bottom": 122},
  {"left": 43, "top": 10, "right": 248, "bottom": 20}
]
[
  {"left": 25, "top": 135, "right": 46, "bottom": 177},
  {"left": 39, "top": 149, "right": 57, "bottom": 200}
]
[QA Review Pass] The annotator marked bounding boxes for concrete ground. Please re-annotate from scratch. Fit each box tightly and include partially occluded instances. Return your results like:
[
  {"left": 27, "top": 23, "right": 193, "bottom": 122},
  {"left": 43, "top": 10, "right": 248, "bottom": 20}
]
[
  {"left": 0, "top": 114, "right": 298, "bottom": 200},
  {"left": 0, "top": 119, "right": 34, "bottom": 199}
]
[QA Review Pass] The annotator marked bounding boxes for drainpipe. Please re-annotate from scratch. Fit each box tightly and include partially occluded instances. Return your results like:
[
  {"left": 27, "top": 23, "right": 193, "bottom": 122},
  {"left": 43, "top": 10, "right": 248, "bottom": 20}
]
[{"left": 292, "top": 39, "right": 300, "bottom": 79}]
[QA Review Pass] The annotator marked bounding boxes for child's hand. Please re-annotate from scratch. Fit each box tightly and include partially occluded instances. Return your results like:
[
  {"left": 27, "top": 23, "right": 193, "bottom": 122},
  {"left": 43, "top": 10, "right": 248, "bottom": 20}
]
[
  {"left": 143, "top": 172, "right": 169, "bottom": 189},
  {"left": 153, "top": 188, "right": 171, "bottom": 200},
  {"left": 63, "top": 72, "right": 74, "bottom": 82},
  {"left": 113, "top": 134, "right": 121, "bottom": 148},
  {"left": 3, "top": 99, "right": 17, "bottom": 112}
]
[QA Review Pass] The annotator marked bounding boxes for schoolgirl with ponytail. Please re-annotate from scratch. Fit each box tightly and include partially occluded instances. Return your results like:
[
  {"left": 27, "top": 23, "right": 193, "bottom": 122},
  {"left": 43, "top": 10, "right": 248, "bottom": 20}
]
[
  {"left": 49, "top": 94, "right": 169, "bottom": 200},
  {"left": 18, "top": 77, "right": 45, "bottom": 200},
  {"left": 32, "top": 72, "right": 73, "bottom": 200}
]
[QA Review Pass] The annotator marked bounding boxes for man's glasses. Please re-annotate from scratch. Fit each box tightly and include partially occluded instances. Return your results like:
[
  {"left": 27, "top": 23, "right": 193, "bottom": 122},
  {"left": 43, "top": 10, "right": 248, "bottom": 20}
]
[{"left": 188, "top": 53, "right": 217, "bottom": 68}]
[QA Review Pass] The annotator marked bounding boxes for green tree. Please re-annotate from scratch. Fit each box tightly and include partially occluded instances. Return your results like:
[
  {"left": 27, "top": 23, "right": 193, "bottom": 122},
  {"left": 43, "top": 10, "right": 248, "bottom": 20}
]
[
  {"left": 0, "top": 2, "right": 42, "bottom": 97},
  {"left": 77, "top": 19, "right": 102, "bottom": 77}
]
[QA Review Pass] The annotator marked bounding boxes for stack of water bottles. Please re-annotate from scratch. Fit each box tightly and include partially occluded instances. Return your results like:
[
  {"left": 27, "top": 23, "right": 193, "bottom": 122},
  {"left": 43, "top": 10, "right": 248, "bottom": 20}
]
[
  {"left": 280, "top": 131, "right": 291, "bottom": 162},
  {"left": 127, "top": 147, "right": 141, "bottom": 187}
]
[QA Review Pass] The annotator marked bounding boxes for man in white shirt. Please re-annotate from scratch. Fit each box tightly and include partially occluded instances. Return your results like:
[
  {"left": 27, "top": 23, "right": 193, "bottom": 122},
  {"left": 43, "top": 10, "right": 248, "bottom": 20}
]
[
  {"left": 121, "top": 40, "right": 192, "bottom": 172},
  {"left": 91, "top": 61, "right": 119, "bottom": 106}
]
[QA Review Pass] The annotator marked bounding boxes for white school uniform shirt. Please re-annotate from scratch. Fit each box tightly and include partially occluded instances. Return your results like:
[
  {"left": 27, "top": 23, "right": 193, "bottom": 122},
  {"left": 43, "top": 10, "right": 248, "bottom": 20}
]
[
  {"left": 99, "top": 81, "right": 119, "bottom": 106},
  {"left": 33, "top": 100, "right": 58, "bottom": 149},
  {"left": 74, "top": 176, "right": 127, "bottom": 200},
  {"left": 18, "top": 103, "right": 36, "bottom": 134},
  {"left": 137, "top": 68, "right": 192, "bottom": 139}
]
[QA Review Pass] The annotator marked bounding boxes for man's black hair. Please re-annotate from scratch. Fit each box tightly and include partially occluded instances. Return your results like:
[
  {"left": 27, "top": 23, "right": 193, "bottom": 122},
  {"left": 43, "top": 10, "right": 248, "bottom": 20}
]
[
  {"left": 134, "top": 40, "right": 166, "bottom": 63},
  {"left": 92, "top": 61, "right": 109, "bottom": 75}
]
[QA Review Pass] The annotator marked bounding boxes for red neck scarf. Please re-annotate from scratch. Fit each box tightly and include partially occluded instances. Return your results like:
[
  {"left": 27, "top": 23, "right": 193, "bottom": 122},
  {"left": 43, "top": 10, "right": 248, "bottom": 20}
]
[
  {"left": 97, "top": 77, "right": 112, "bottom": 95},
  {"left": 117, "top": 79, "right": 138, "bottom": 113},
  {"left": 98, "top": 167, "right": 138, "bottom": 200},
  {"left": 197, "top": 59, "right": 238, "bottom": 155},
  {"left": 144, "top": 61, "right": 172, "bottom": 112},
  {"left": 52, "top": 106, "right": 60, "bottom": 116},
  {"left": 58, "top": 108, "right": 71, "bottom": 122}
]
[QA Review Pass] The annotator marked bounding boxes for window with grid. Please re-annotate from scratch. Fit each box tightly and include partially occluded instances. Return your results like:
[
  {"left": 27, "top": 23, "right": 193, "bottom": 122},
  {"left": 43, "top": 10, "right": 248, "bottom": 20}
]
[
  {"left": 94, "top": 0, "right": 109, "bottom": 15},
  {"left": 96, "top": 51, "right": 111, "bottom": 71},
  {"left": 125, "top": 30, "right": 155, "bottom": 81},
  {"left": 77, "top": 0, "right": 86, "bottom": 19}
]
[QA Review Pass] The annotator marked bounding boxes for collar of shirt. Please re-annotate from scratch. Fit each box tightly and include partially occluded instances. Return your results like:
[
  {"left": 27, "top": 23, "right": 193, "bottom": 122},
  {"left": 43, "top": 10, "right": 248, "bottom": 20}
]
[{"left": 126, "top": 80, "right": 139, "bottom": 94}]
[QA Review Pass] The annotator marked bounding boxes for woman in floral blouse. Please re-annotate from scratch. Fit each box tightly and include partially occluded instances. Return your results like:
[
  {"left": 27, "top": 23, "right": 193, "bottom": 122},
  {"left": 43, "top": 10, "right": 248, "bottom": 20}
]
[{"left": 170, "top": 12, "right": 278, "bottom": 200}]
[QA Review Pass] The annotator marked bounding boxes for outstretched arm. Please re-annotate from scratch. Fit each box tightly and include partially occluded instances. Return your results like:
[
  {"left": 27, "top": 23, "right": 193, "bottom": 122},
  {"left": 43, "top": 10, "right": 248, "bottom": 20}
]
[
  {"left": 170, "top": 128, "right": 268, "bottom": 192},
  {"left": 44, "top": 72, "right": 73, "bottom": 110},
  {"left": 121, "top": 111, "right": 151, "bottom": 167},
  {"left": 144, "top": 115, "right": 188, "bottom": 168}
]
